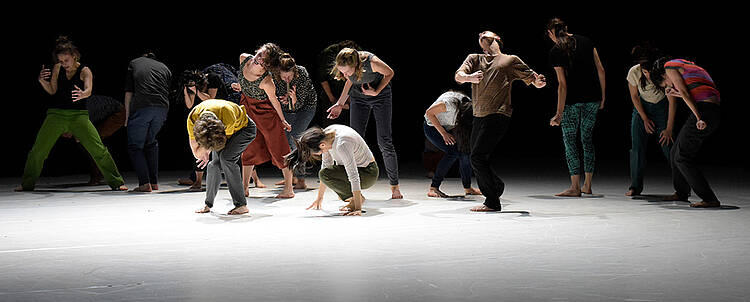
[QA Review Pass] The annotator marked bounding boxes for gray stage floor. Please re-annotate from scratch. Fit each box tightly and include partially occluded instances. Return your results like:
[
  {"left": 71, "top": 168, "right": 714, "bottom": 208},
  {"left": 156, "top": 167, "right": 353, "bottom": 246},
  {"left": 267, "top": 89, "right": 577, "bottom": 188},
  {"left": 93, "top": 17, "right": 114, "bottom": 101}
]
[{"left": 1, "top": 163, "right": 749, "bottom": 301}]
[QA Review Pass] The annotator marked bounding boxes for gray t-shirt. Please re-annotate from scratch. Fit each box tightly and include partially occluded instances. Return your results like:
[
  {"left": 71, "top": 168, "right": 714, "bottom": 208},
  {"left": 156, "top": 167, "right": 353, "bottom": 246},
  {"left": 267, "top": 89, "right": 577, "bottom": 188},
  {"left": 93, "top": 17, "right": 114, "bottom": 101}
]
[
  {"left": 125, "top": 57, "right": 172, "bottom": 110},
  {"left": 321, "top": 124, "right": 375, "bottom": 192},
  {"left": 424, "top": 92, "right": 462, "bottom": 130},
  {"left": 347, "top": 51, "right": 391, "bottom": 98}
]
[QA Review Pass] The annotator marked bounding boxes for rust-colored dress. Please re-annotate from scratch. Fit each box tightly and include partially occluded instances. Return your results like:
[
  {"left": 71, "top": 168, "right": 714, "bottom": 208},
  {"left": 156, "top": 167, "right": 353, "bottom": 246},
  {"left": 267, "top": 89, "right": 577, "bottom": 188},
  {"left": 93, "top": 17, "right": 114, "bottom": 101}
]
[{"left": 239, "top": 56, "right": 290, "bottom": 168}]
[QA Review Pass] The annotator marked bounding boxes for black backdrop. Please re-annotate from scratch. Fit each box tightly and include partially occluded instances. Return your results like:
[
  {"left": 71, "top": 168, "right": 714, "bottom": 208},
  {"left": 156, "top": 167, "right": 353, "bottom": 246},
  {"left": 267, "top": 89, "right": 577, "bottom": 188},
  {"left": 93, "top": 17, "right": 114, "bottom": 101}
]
[{"left": 5, "top": 7, "right": 744, "bottom": 179}]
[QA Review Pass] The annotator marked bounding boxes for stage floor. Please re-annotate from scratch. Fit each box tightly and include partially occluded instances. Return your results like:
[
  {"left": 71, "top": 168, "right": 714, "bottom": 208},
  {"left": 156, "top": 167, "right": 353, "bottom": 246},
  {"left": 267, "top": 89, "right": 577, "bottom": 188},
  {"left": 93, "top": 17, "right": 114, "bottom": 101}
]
[{"left": 1, "top": 163, "right": 749, "bottom": 301}]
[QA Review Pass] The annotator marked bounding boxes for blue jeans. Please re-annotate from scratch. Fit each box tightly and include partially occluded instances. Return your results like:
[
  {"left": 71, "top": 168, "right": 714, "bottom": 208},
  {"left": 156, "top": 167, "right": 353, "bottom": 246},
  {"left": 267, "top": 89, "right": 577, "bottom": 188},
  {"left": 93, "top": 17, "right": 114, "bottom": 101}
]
[
  {"left": 127, "top": 107, "right": 168, "bottom": 186},
  {"left": 423, "top": 122, "right": 472, "bottom": 189},
  {"left": 283, "top": 106, "right": 316, "bottom": 148}
]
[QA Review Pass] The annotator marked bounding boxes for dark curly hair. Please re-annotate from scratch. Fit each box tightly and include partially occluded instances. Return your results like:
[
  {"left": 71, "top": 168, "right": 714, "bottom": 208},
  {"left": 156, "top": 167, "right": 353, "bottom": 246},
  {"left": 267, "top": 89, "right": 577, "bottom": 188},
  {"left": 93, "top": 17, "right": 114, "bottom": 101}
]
[
  {"left": 452, "top": 93, "right": 474, "bottom": 154},
  {"left": 258, "top": 43, "right": 284, "bottom": 73},
  {"left": 649, "top": 57, "right": 672, "bottom": 92},
  {"left": 193, "top": 112, "right": 227, "bottom": 151}
]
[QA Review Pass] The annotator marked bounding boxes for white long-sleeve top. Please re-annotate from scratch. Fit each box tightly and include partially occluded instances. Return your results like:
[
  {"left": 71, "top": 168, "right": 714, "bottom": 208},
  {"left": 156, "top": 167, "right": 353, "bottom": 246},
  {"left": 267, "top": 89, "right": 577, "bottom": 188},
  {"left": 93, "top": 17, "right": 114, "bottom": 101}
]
[{"left": 320, "top": 125, "right": 375, "bottom": 192}]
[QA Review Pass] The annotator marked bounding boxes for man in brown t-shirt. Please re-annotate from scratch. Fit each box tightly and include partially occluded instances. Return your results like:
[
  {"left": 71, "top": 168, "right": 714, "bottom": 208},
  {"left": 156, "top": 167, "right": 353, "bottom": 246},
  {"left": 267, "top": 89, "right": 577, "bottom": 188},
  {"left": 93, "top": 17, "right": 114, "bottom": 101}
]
[{"left": 455, "top": 31, "right": 546, "bottom": 212}]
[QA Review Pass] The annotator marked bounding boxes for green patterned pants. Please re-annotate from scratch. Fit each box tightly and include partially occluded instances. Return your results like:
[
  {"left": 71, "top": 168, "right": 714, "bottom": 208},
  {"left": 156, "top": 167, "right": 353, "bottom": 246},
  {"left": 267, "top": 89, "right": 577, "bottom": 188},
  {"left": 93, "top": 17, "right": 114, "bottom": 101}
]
[{"left": 561, "top": 102, "right": 599, "bottom": 176}]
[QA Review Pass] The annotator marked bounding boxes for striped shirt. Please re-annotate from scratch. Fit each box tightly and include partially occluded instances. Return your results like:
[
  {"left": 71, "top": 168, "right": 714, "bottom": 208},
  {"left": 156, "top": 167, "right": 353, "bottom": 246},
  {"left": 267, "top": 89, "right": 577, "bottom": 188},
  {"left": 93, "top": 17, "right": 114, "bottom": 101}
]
[{"left": 664, "top": 59, "right": 720, "bottom": 103}]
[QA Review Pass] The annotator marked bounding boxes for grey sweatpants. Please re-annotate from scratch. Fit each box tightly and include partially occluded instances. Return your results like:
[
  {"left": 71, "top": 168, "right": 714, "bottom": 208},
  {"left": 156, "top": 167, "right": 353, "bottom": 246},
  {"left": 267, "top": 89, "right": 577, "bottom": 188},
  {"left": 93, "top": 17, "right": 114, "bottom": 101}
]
[{"left": 205, "top": 117, "right": 256, "bottom": 208}]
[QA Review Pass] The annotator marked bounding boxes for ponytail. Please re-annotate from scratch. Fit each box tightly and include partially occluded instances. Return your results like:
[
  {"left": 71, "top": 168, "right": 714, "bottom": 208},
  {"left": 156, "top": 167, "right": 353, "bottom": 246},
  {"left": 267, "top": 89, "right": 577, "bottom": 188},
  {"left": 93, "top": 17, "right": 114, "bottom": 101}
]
[
  {"left": 546, "top": 18, "right": 576, "bottom": 60},
  {"left": 284, "top": 127, "right": 327, "bottom": 175}
]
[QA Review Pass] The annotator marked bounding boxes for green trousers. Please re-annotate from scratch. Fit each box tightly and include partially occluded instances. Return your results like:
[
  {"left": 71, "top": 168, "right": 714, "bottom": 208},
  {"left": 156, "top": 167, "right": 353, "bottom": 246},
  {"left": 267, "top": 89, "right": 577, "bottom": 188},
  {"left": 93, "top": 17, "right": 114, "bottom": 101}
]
[
  {"left": 561, "top": 102, "right": 599, "bottom": 176},
  {"left": 319, "top": 162, "right": 379, "bottom": 201},
  {"left": 21, "top": 109, "right": 125, "bottom": 190}
]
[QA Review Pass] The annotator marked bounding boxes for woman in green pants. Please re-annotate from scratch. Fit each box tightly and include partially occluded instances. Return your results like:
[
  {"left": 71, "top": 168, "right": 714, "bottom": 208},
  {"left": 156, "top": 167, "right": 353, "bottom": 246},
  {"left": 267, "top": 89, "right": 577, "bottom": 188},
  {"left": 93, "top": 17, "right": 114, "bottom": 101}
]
[
  {"left": 285, "top": 125, "right": 379, "bottom": 216},
  {"left": 546, "top": 18, "right": 606, "bottom": 197},
  {"left": 16, "top": 36, "right": 126, "bottom": 191},
  {"left": 625, "top": 44, "right": 675, "bottom": 196}
]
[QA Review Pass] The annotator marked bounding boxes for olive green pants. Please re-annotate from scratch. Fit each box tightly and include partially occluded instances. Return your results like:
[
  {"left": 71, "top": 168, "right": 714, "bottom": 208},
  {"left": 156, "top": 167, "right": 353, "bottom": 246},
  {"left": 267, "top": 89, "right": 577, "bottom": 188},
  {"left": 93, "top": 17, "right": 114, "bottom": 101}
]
[
  {"left": 21, "top": 109, "right": 125, "bottom": 190},
  {"left": 319, "top": 162, "right": 379, "bottom": 201}
]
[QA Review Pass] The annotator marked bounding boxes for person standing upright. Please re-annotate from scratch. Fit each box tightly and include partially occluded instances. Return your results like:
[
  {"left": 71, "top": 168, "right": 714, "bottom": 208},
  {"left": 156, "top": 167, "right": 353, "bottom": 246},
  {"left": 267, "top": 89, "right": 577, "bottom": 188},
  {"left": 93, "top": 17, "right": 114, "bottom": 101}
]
[{"left": 125, "top": 51, "right": 172, "bottom": 192}]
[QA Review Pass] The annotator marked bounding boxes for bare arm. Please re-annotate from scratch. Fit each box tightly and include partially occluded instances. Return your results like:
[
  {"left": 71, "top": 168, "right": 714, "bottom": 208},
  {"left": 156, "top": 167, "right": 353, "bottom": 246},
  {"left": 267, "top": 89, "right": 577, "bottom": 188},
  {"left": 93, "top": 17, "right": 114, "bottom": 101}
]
[
  {"left": 369, "top": 56, "right": 394, "bottom": 95},
  {"left": 71, "top": 67, "right": 93, "bottom": 102},
  {"left": 183, "top": 88, "right": 195, "bottom": 109},
  {"left": 425, "top": 102, "right": 454, "bottom": 145},
  {"left": 593, "top": 48, "right": 606, "bottom": 108},
  {"left": 336, "top": 79, "right": 353, "bottom": 106},
  {"left": 553, "top": 66, "right": 567, "bottom": 118},
  {"left": 666, "top": 69, "right": 701, "bottom": 121},
  {"left": 124, "top": 91, "right": 133, "bottom": 126},
  {"left": 38, "top": 64, "right": 57, "bottom": 95},
  {"left": 260, "top": 77, "right": 291, "bottom": 130}
]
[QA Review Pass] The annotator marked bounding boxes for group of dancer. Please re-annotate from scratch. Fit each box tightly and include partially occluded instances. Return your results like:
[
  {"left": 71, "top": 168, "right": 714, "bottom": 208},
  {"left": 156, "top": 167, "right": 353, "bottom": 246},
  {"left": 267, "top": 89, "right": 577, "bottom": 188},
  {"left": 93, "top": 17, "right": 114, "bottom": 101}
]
[{"left": 17, "top": 18, "right": 724, "bottom": 216}]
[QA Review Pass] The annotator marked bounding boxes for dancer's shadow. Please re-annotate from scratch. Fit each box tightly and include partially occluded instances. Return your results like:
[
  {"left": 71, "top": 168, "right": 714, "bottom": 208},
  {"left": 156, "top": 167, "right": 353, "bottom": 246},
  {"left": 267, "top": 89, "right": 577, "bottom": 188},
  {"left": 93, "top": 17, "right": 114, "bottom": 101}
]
[
  {"left": 362, "top": 199, "right": 416, "bottom": 209},
  {"left": 442, "top": 195, "right": 482, "bottom": 202},
  {"left": 527, "top": 194, "right": 603, "bottom": 199},
  {"left": 300, "top": 208, "right": 383, "bottom": 218},
  {"left": 195, "top": 212, "right": 272, "bottom": 224},
  {"left": 422, "top": 206, "right": 530, "bottom": 218},
  {"left": 659, "top": 204, "right": 740, "bottom": 210}
]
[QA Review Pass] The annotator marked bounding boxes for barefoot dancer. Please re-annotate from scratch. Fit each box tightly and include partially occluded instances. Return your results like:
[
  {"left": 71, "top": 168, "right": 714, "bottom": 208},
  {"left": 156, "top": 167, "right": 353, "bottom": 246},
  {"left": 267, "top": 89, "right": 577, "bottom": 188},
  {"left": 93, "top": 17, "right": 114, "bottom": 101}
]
[
  {"left": 625, "top": 44, "right": 675, "bottom": 196},
  {"left": 189, "top": 99, "right": 256, "bottom": 215},
  {"left": 285, "top": 125, "right": 378, "bottom": 216},
  {"left": 124, "top": 51, "right": 172, "bottom": 193},
  {"left": 650, "top": 57, "right": 722, "bottom": 208},
  {"left": 273, "top": 53, "right": 318, "bottom": 190},
  {"left": 17, "top": 36, "right": 127, "bottom": 192},
  {"left": 423, "top": 91, "right": 481, "bottom": 197},
  {"left": 236, "top": 44, "right": 295, "bottom": 198},
  {"left": 455, "top": 31, "right": 547, "bottom": 212},
  {"left": 326, "top": 48, "right": 402, "bottom": 199},
  {"left": 546, "top": 18, "right": 606, "bottom": 197}
]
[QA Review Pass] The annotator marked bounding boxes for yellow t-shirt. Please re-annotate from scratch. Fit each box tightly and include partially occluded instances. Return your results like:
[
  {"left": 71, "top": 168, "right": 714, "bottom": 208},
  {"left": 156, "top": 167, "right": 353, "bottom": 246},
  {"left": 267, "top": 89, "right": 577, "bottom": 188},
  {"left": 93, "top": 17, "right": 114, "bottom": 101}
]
[{"left": 187, "top": 99, "right": 249, "bottom": 140}]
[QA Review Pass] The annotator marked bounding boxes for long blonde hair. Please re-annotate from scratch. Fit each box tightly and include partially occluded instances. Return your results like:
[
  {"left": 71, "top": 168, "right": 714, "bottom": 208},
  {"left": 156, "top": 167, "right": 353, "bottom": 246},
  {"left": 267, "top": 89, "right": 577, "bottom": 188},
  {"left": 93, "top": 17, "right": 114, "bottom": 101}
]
[{"left": 330, "top": 48, "right": 364, "bottom": 82}]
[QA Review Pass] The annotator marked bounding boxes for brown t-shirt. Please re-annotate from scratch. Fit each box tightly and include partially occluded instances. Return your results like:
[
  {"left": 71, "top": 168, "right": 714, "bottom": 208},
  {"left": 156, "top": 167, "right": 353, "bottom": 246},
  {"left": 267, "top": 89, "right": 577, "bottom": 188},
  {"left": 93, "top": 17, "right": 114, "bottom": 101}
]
[{"left": 456, "top": 54, "right": 536, "bottom": 117}]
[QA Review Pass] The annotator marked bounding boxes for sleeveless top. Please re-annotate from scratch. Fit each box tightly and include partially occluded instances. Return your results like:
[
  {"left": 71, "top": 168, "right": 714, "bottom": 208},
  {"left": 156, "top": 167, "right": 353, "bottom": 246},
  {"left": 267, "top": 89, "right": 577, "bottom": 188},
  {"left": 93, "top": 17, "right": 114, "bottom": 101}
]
[
  {"left": 664, "top": 59, "right": 720, "bottom": 103},
  {"left": 347, "top": 51, "right": 391, "bottom": 98},
  {"left": 239, "top": 55, "right": 271, "bottom": 100},
  {"left": 52, "top": 64, "right": 88, "bottom": 110}
]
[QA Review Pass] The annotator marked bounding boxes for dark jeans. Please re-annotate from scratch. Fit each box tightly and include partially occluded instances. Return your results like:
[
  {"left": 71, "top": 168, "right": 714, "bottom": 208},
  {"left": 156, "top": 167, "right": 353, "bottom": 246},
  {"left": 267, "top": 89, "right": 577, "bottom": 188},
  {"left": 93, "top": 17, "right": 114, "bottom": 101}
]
[
  {"left": 205, "top": 118, "right": 256, "bottom": 208},
  {"left": 423, "top": 122, "right": 472, "bottom": 189},
  {"left": 349, "top": 90, "right": 398, "bottom": 186},
  {"left": 127, "top": 107, "right": 168, "bottom": 186},
  {"left": 470, "top": 114, "right": 511, "bottom": 210},
  {"left": 671, "top": 102, "right": 721, "bottom": 202},
  {"left": 629, "top": 98, "right": 671, "bottom": 193}
]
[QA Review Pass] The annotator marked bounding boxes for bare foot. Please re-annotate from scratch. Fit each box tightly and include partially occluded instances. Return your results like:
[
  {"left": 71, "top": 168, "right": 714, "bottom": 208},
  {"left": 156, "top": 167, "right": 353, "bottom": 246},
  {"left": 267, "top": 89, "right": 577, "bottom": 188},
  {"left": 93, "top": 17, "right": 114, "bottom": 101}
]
[
  {"left": 187, "top": 185, "right": 205, "bottom": 192},
  {"left": 228, "top": 205, "right": 249, "bottom": 215},
  {"left": 150, "top": 184, "right": 159, "bottom": 191},
  {"left": 177, "top": 178, "right": 194, "bottom": 186},
  {"left": 293, "top": 182, "right": 308, "bottom": 190},
  {"left": 254, "top": 181, "right": 267, "bottom": 188},
  {"left": 464, "top": 187, "right": 482, "bottom": 196},
  {"left": 113, "top": 185, "right": 128, "bottom": 191},
  {"left": 129, "top": 184, "right": 152, "bottom": 193},
  {"left": 14, "top": 185, "right": 30, "bottom": 192},
  {"left": 343, "top": 210, "right": 362, "bottom": 216},
  {"left": 244, "top": 189, "right": 250, "bottom": 197},
  {"left": 427, "top": 187, "right": 448, "bottom": 198},
  {"left": 555, "top": 188, "right": 581, "bottom": 197},
  {"left": 274, "top": 180, "right": 285, "bottom": 186},
  {"left": 663, "top": 193, "right": 688, "bottom": 202},
  {"left": 581, "top": 186, "right": 592, "bottom": 195},
  {"left": 391, "top": 186, "right": 403, "bottom": 199},
  {"left": 276, "top": 191, "right": 295, "bottom": 199},
  {"left": 470, "top": 204, "right": 500, "bottom": 212},
  {"left": 625, "top": 189, "right": 640, "bottom": 196},
  {"left": 195, "top": 205, "right": 211, "bottom": 213},
  {"left": 690, "top": 201, "right": 720, "bottom": 208}
]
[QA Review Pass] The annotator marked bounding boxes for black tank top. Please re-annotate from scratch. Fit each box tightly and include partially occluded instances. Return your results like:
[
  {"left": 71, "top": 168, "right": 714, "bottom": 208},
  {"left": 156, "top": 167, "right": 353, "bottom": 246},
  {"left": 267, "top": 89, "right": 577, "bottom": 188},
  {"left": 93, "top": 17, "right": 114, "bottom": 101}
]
[{"left": 52, "top": 64, "right": 88, "bottom": 110}]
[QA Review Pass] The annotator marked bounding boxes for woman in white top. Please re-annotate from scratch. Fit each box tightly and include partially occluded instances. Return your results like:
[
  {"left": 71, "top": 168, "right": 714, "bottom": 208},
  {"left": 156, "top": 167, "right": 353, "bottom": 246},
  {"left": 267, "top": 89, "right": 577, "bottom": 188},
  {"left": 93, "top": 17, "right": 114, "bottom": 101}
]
[
  {"left": 626, "top": 43, "right": 675, "bottom": 196},
  {"left": 423, "top": 91, "right": 481, "bottom": 197},
  {"left": 285, "top": 125, "right": 378, "bottom": 216}
]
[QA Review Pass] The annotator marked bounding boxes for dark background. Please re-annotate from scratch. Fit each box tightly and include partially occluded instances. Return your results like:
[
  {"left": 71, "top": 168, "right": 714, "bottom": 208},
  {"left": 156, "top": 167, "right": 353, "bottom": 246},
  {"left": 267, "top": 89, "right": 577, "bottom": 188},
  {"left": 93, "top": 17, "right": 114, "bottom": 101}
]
[{"left": 5, "top": 7, "right": 744, "bottom": 180}]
